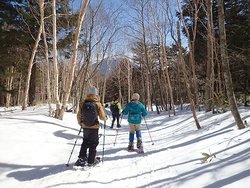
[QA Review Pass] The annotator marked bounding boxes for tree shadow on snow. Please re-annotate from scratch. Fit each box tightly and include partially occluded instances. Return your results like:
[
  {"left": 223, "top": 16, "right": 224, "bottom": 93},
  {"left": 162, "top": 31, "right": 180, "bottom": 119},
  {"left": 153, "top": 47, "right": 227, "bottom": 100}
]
[
  {"left": 1, "top": 116, "right": 75, "bottom": 131},
  {"left": 2, "top": 163, "right": 71, "bottom": 181},
  {"left": 53, "top": 130, "right": 80, "bottom": 140},
  {"left": 137, "top": 139, "right": 250, "bottom": 188}
]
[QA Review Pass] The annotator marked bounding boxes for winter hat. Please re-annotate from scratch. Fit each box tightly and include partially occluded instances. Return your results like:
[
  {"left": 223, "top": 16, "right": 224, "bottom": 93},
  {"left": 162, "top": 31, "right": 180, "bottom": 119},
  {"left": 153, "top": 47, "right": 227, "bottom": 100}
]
[
  {"left": 132, "top": 93, "right": 140, "bottom": 100},
  {"left": 88, "top": 86, "right": 98, "bottom": 95},
  {"left": 113, "top": 94, "right": 118, "bottom": 100}
]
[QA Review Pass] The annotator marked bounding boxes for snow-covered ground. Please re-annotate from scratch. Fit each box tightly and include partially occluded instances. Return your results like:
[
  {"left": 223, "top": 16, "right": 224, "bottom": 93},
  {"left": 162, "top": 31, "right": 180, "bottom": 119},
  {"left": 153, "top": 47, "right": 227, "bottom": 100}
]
[{"left": 0, "top": 105, "right": 249, "bottom": 188}]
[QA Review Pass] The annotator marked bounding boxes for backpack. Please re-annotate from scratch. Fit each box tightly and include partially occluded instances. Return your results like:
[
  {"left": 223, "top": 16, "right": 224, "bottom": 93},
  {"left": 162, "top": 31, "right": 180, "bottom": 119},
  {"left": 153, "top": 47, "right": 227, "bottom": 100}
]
[
  {"left": 110, "top": 102, "right": 119, "bottom": 114},
  {"left": 81, "top": 101, "right": 98, "bottom": 127}
]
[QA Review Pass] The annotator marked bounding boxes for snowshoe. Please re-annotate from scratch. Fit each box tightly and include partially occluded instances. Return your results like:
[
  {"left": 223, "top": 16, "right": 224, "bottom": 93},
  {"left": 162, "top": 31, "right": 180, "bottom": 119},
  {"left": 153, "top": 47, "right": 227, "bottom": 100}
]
[
  {"left": 127, "top": 144, "right": 135, "bottom": 152},
  {"left": 88, "top": 157, "right": 101, "bottom": 167},
  {"left": 137, "top": 146, "right": 144, "bottom": 154},
  {"left": 73, "top": 157, "right": 101, "bottom": 170},
  {"left": 73, "top": 157, "right": 87, "bottom": 170}
]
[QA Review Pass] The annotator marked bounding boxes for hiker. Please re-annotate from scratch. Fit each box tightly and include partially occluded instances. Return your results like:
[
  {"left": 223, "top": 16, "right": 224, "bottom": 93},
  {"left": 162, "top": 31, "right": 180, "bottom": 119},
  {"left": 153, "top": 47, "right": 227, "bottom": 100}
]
[
  {"left": 74, "top": 86, "right": 107, "bottom": 167},
  {"left": 110, "top": 95, "right": 122, "bottom": 128},
  {"left": 122, "top": 93, "right": 147, "bottom": 153}
]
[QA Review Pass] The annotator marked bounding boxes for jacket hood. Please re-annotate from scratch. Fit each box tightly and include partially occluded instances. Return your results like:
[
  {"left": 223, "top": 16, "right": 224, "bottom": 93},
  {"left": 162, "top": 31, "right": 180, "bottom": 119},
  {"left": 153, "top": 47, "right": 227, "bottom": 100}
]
[
  {"left": 131, "top": 100, "right": 140, "bottom": 105},
  {"left": 85, "top": 94, "right": 100, "bottom": 102}
]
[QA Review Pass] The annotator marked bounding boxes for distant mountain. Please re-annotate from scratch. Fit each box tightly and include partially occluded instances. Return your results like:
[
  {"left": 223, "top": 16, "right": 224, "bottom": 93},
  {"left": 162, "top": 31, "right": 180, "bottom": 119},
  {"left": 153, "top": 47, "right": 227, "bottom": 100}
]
[{"left": 96, "top": 57, "right": 123, "bottom": 76}]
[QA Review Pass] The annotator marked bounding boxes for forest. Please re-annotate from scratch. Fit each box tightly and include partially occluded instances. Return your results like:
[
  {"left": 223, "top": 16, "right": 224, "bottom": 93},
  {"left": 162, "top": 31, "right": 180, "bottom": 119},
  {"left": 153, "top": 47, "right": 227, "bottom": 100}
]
[{"left": 0, "top": 0, "right": 249, "bottom": 129}]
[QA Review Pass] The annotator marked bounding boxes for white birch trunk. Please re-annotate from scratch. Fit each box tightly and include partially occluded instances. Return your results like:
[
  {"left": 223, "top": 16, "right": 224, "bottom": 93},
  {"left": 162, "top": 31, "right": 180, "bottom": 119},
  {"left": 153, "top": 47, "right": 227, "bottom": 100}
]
[
  {"left": 51, "top": 0, "right": 61, "bottom": 118},
  {"left": 149, "top": 2, "right": 175, "bottom": 115},
  {"left": 58, "top": 0, "right": 90, "bottom": 119},
  {"left": 42, "top": 15, "right": 52, "bottom": 116},
  {"left": 22, "top": 0, "right": 44, "bottom": 110},
  {"left": 6, "top": 66, "right": 14, "bottom": 107},
  {"left": 127, "top": 59, "right": 131, "bottom": 102}
]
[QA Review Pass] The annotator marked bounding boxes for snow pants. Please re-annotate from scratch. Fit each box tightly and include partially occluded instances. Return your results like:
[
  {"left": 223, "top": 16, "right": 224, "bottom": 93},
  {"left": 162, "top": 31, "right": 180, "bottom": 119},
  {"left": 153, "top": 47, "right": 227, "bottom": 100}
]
[
  {"left": 79, "top": 128, "right": 99, "bottom": 164},
  {"left": 111, "top": 113, "right": 120, "bottom": 127}
]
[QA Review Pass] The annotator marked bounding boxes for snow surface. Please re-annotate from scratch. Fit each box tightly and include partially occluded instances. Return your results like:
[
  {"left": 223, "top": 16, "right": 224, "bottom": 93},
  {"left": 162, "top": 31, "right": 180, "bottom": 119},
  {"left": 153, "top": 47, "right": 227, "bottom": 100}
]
[{"left": 0, "top": 105, "right": 249, "bottom": 188}]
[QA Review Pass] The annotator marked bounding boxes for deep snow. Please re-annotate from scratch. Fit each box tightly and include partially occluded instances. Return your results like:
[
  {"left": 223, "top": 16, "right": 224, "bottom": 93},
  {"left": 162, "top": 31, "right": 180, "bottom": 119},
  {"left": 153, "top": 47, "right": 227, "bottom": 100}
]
[{"left": 0, "top": 105, "right": 249, "bottom": 188}]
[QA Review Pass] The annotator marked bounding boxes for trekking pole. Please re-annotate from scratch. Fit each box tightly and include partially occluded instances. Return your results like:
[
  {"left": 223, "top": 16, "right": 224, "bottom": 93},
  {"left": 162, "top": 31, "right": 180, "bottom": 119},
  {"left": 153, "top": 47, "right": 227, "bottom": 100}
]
[
  {"left": 113, "top": 114, "right": 123, "bottom": 146},
  {"left": 143, "top": 117, "right": 154, "bottom": 145},
  {"left": 66, "top": 128, "right": 82, "bottom": 167},
  {"left": 119, "top": 113, "right": 123, "bottom": 126},
  {"left": 102, "top": 120, "right": 106, "bottom": 163},
  {"left": 113, "top": 128, "right": 119, "bottom": 146}
]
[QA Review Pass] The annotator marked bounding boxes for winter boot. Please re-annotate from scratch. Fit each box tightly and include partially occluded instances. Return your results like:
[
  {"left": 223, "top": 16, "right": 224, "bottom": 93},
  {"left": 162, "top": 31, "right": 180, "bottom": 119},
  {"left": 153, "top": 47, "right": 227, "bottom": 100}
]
[
  {"left": 137, "top": 146, "right": 144, "bottom": 153},
  {"left": 88, "top": 157, "right": 101, "bottom": 167},
  {"left": 127, "top": 142, "right": 134, "bottom": 151},
  {"left": 117, "top": 124, "right": 121, "bottom": 128},
  {"left": 137, "top": 139, "right": 144, "bottom": 153},
  {"left": 74, "top": 157, "right": 87, "bottom": 167}
]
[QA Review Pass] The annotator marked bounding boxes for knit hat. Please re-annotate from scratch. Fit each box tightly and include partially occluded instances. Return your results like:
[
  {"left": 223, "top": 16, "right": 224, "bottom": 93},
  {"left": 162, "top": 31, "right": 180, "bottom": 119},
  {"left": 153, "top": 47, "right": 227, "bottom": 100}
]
[
  {"left": 132, "top": 93, "right": 140, "bottom": 100},
  {"left": 113, "top": 94, "right": 118, "bottom": 100},
  {"left": 88, "top": 86, "right": 98, "bottom": 95}
]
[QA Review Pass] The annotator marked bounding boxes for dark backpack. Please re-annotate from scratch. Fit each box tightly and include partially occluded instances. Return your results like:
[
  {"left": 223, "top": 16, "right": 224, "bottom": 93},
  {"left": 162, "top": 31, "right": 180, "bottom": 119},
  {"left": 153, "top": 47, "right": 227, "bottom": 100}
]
[
  {"left": 81, "top": 101, "right": 98, "bottom": 127},
  {"left": 110, "top": 102, "right": 119, "bottom": 114}
]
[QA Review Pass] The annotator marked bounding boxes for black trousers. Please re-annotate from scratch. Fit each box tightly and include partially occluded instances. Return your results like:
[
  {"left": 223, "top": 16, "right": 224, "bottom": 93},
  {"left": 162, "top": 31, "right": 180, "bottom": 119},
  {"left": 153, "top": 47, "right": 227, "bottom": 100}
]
[
  {"left": 111, "top": 113, "right": 120, "bottom": 127},
  {"left": 78, "top": 128, "right": 99, "bottom": 164}
]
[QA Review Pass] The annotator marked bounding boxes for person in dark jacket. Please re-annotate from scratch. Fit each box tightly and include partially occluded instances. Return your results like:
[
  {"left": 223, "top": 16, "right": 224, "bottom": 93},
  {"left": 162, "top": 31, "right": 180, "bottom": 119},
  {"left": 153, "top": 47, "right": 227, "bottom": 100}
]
[
  {"left": 122, "top": 93, "right": 147, "bottom": 153},
  {"left": 110, "top": 95, "right": 122, "bottom": 128},
  {"left": 74, "top": 86, "right": 107, "bottom": 167}
]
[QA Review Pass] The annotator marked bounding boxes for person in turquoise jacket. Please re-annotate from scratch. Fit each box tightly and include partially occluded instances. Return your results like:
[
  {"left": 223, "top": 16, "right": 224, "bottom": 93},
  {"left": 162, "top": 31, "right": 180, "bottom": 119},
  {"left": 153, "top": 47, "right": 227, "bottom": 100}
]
[{"left": 122, "top": 93, "right": 147, "bottom": 153}]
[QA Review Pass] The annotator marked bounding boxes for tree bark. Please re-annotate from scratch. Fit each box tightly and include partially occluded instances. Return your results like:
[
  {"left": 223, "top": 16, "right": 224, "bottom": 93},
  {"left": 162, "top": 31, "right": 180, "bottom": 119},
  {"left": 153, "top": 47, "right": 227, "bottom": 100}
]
[
  {"left": 177, "top": 0, "right": 199, "bottom": 106},
  {"left": 204, "top": 0, "right": 215, "bottom": 112},
  {"left": 217, "top": 0, "right": 245, "bottom": 129},
  {"left": 6, "top": 66, "right": 14, "bottom": 107},
  {"left": 22, "top": 0, "right": 44, "bottom": 110},
  {"left": 58, "top": 0, "right": 90, "bottom": 119},
  {"left": 42, "top": 16, "right": 52, "bottom": 116},
  {"left": 127, "top": 59, "right": 131, "bottom": 102},
  {"left": 177, "top": 21, "right": 201, "bottom": 130},
  {"left": 51, "top": 0, "right": 61, "bottom": 118},
  {"left": 149, "top": 1, "right": 175, "bottom": 115}
]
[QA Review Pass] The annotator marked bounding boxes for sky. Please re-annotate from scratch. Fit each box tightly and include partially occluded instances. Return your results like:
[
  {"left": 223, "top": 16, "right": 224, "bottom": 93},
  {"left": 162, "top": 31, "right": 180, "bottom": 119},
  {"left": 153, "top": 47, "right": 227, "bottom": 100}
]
[
  {"left": 71, "top": 0, "right": 124, "bottom": 12},
  {"left": 0, "top": 104, "right": 249, "bottom": 187},
  {"left": 70, "top": 0, "right": 187, "bottom": 56}
]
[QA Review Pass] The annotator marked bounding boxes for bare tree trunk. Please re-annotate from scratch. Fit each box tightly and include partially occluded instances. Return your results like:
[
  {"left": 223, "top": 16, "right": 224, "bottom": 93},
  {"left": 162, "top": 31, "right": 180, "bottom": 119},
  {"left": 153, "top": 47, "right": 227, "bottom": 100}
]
[
  {"left": 17, "top": 74, "right": 22, "bottom": 106},
  {"left": 145, "top": 72, "right": 152, "bottom": 111},
  {"left": 6, "top": 66, "right": 14, "bottom": 107},
  {"left": 118, "top": 64, "right": 121, "bottom": 99},
  {"left": 177, "top": 0, "right": 199, "bottom": 106},
  {"left": 149, "top": 2, "right": 176, "bottom": 115},
  {"left": 58, "top": 0, "right": 90, "bottom": 119},
  {"left": 217, "top": 0, "right": 245, "bottom": 129},
  {"left": 42, "top": 16, "right": 52, "bottom": 116},
  {"left": 149, "top": 1, "right": 175, "bottom": 115},
  {"left": 141, "top": 25, "right": 152, "bottom": 111},
  {"left": 204, "top": 0, "right": 215, "bottom": 112},
  {"left": 29, "top": 63, "right": 36, "bottom": 106},
  {"left": 176, "top": 54, "right": 183, "bottom": 110},
  {"left": 177, "top": 22, "right": 201, "bottom": 129},
  {"left": 22, "top": 0, "right": 44, "bottom": 110},
  {"left": 51, "top": 0, "right": 61, "bottom": 118},
  {"left": 127, "top": 59, "right": 131, "bottom": 102}
]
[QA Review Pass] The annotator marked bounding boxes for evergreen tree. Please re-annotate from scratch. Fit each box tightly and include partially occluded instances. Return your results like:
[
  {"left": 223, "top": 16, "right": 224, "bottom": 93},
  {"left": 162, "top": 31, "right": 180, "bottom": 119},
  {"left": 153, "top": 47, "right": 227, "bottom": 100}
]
[
  {"left": 0, "top": 0, "right": 33, "bottom": 106},
  {"left": 178, "top": 0, "right": 250, "bottom": 105}
]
